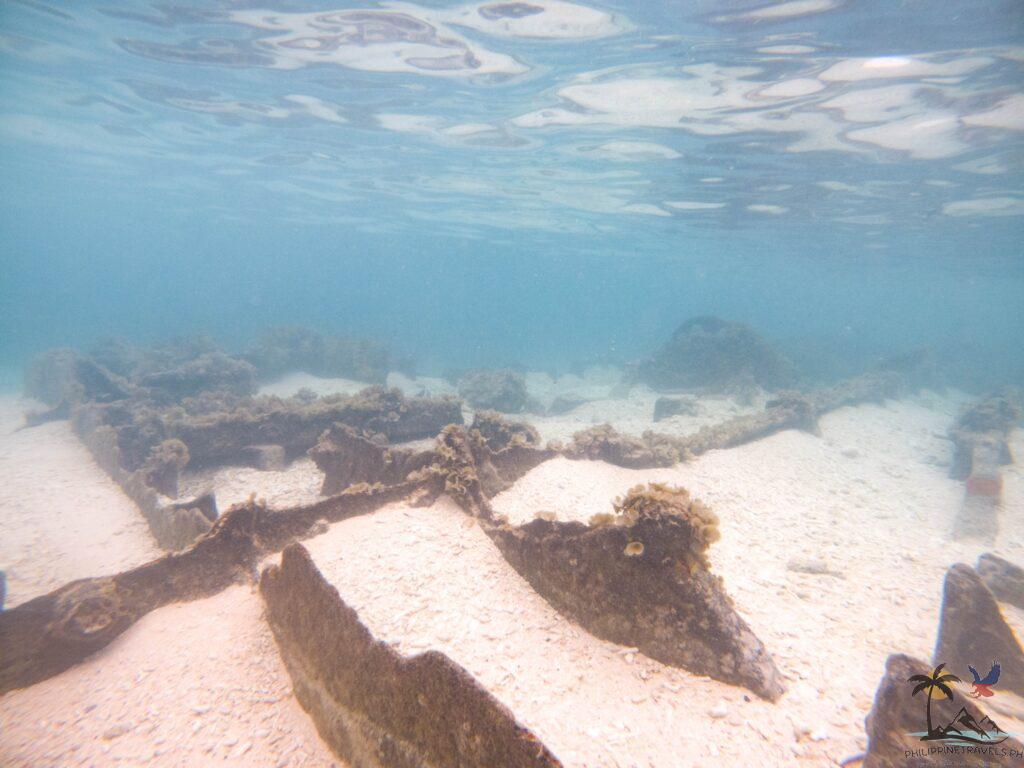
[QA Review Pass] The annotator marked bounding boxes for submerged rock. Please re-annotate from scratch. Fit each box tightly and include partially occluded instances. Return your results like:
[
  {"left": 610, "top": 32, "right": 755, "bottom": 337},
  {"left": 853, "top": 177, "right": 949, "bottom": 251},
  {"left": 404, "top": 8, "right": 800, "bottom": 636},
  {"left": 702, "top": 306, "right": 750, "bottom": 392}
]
[
  {"left": 547, "top": 394, "right": 589, "bottom": 416},
  {"left": 636, "top": 316, "right": 793, "bottom": 392},
  {"left": 458, "top": 368, "right": 529, "bottom": 413}
]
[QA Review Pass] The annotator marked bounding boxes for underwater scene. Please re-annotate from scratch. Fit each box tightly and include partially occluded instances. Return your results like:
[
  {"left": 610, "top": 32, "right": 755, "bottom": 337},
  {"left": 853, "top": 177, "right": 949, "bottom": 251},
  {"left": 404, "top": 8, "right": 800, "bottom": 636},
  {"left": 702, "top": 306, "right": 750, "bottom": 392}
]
[{"left": 1, "top": 0, "right": 1023, "bottom": 766}]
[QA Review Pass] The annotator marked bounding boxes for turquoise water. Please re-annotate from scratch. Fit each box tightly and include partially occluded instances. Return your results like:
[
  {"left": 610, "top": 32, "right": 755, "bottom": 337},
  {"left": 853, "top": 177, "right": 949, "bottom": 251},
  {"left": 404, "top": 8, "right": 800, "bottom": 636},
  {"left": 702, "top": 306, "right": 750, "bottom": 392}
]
[{"left": 1, "top": 0, "right": 1022, "bottom": 386}]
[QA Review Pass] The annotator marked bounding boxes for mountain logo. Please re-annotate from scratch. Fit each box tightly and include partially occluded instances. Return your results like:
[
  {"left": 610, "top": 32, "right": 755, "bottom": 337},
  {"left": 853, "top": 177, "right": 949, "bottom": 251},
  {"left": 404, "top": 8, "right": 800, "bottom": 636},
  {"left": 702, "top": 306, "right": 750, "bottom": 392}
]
[{"left": 907, "top": 662, "right": 1008, "bottom": 745}]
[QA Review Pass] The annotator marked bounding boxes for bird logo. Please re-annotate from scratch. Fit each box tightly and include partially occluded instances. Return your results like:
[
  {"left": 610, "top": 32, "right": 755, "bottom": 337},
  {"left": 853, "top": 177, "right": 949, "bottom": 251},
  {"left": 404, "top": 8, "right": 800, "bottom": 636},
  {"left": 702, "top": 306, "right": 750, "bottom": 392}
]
[{"left": 966, "top": 662, "right": 1000, "bottom": 698}]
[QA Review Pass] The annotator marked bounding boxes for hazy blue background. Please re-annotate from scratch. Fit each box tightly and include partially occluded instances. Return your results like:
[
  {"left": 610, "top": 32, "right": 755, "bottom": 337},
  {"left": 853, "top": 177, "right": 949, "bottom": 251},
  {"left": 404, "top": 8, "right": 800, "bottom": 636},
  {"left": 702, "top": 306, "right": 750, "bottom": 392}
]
[{"left": 1, "top": 0, "right": 1022, "bottom": 388}]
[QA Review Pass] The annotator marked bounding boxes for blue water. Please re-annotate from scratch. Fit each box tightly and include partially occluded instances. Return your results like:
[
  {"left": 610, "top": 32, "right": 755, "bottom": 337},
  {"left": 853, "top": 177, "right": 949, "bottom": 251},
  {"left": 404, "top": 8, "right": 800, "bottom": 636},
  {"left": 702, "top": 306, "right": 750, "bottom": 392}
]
[{"left": 1, "top": 0, "right": 1022, "bottom": 387}]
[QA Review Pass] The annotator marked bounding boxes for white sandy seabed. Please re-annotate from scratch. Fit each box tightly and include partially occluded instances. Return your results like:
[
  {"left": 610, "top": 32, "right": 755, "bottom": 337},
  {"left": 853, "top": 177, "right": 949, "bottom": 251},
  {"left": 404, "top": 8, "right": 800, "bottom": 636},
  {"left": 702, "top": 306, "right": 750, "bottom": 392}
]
[{"left": 0, "top": 371, "right": 1022, "bottom": 768}]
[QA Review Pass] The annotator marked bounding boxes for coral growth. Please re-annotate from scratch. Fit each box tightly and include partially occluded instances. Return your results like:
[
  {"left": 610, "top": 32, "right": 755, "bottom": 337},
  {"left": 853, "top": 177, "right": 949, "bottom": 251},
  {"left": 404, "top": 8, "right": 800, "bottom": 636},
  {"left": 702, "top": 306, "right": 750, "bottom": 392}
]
[
  {"left": 636, "top": 315, "right": 793, "bottom": 392},
  {"left": 30, "top": 338, "right": 259, "bottom": 405}
]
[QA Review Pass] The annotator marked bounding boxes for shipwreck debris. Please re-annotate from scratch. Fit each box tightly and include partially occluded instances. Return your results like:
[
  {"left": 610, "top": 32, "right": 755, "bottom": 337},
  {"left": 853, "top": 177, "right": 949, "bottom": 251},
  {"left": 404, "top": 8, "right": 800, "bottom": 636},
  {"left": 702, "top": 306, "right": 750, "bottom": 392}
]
[
  {"left": 66, "top": 382, "right": 461, "bottom": 549},
  {"left": 25, "top": 349, "right": 134, "bottom": 407},
  {"left": 310, "top": 424, "right": 435, "bottom": 495},
  {"left": 483, "top": 483, "right": 785, "bottom": 700},
  {"left": 933, "top": 563, "right": 1024, "bottom": 699},
  {"left": 563, "top": 424, "right": 680, "bottom": 468},
  {"left": 261, "top": 544, "right": 563, "bottom": 768},
  {"left": 164, "top": 386, "right": 463, "bottom": 469},
  {"left": 950, "top": 390, "right": 1019, "bottom": 481},
  {"left": 18, "top": 399, "right": 71, "bottom": 430},
  {"left": 562, "top": 371, "right": 905, "bottom": 470},
  {"left": 0, "top": 507, "right": 258, "bottom": 694},
  {"left": 135, "top": 350, "right": 257, "bottom": 401},
  {"left": 976, "top": 552, "right": 1024, "bottom": 609},
  {"left": 949, "top": 390, "right": 1019, "bottom": 542},
  {"left": 470, "top": 409, "right": 540, "bottom": 451},
  {"left": 0, "top": 482, "right": 421, "bottom": 694},
  {"left": 238, "top": 443, "right": 288, "bottom": 471}
]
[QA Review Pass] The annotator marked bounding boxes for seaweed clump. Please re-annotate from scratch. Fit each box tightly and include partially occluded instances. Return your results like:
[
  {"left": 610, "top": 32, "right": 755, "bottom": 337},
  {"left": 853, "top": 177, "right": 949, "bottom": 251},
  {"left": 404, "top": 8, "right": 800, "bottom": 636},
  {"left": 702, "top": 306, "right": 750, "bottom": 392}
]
[
  {"left": 405, "top": 419, "right": 555, "bottom": 510},
  {"left": 612, "top": 483, "right": 719, "bottom": 572},
  {"left": 564, "top": 424, "right": 680, "bottom": 468},
  {"left": 636, "top": 315, "right": 793, "bottom": 392},
  {"left": 469, "top": 409, "right": 540, "bottom": 451}
]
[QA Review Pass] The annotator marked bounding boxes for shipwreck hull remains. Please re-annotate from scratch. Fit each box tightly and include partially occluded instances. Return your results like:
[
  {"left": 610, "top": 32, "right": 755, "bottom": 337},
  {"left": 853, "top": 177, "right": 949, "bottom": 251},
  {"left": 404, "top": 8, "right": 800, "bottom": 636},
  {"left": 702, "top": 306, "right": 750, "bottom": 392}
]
[
  {"left": 261, "top": 544, "right": 563, "bottom": 768},
  {"left": 484, "top": 506, "right": 785, "bottom": 700}
]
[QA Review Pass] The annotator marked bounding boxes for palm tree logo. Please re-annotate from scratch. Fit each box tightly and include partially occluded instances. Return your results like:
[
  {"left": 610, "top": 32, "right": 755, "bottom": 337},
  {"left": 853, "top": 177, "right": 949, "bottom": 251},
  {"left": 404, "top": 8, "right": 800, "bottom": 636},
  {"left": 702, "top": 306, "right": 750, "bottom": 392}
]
[{"left": 908, "top": 663, "right": 961, "bottom": 739}]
